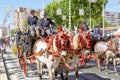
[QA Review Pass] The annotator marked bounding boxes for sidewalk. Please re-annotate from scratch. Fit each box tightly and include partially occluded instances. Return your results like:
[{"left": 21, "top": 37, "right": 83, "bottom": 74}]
[{"left": 0, "top": 52, "right": 7, "bottom": 80}]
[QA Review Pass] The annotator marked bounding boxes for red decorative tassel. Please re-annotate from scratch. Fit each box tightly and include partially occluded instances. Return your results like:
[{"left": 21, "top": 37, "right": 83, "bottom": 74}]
[{"left": 51, "top": 57, "right": 54, "bottom": 62}]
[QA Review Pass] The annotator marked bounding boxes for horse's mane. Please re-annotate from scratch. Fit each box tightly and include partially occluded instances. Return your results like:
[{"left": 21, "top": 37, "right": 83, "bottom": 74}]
[
  {"left": 73, "top": 33, "right": 80, "bottom": 50},
  {"left": 100, "top": 36, "right": 111, "bottom": 42},
  {"left": 112, "top": 38, "right": 119, "bottom": 48},
  {"left": 53, "top": 36, "right": 58, "bottom": 52}
]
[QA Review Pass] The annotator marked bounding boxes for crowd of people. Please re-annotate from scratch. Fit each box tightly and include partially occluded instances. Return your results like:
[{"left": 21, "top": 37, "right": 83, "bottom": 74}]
[{"left": 0, "top": 38, "right": 6, "bottom": 53}]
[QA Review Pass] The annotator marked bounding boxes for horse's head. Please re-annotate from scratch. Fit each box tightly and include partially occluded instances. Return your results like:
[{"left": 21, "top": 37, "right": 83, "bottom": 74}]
[
  {"left": 110, "top": 38, "right": 119, "bottom": 54},
  {"left": 112, "top": 38, "right": 119, "bottom": 48}
]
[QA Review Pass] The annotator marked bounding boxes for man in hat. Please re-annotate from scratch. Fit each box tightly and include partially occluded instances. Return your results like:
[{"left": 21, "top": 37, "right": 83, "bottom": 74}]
[
  {"left": 39, "top": 12, "right": 55, "bottom": 38},
  {"left": 81, "top": 19, "right": 89, "bottom": 32},
  {"left": 27, "top": 10, "right": 38, "bottom": 30},
  {"left": 92, "top": 24, "right": 102, "bottom": 40}
]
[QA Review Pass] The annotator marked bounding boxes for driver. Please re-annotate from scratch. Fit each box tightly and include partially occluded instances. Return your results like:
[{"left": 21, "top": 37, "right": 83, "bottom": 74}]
[{"left": 39, "top": 12, "right": 55, "bottom": 38}]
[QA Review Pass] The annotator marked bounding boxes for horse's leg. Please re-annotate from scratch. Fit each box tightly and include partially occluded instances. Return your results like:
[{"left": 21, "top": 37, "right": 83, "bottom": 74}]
[
  {"left": 54, "top": 68, "right": 58, "bottom": 77},
  {"left": 39, "top": 63, "right": 43, "bottom": 78},
  {"left": 97, "top": 55, "right": 101, "bottom": 71},
  {"left": 36, "top": 58, "right": 42, "bottom": 79},
  {"left": 46, "top": 63, "right": 54, "bottom": 80},
  {"left": 54, "top": 64, "right": 62, "bottom": 78},
  {"left": 113, "top": 58, "right": 118, "bottom": 75},
  {"left": 59, "top": 65, "right": 64, "bottom": 80},
  {"left": 105, "top": 57, "right": 109, "bottom": 74},
  {"left": 65, "top": 67, "right": 69, "bottom": 80},
  {"left": 95, "top": 54, "right": 98, "bottom": 68},
  {"left": 75, "top": 64, "right": 79, "bottom": 80}
]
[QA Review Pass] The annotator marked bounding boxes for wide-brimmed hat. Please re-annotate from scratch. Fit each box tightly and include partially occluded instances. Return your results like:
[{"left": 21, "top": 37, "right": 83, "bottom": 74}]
[
  {"left": 31, "top": 10, "right": 35, "bottom": 13},
  {"left": 83, "top": 19, "right": 88, "bottom": 23},
  {"left": 43, "top": 12, "right": 48, "bottom": 16},
  {"left": 96, "top": 24, "right": 100, "bottom": 27}
]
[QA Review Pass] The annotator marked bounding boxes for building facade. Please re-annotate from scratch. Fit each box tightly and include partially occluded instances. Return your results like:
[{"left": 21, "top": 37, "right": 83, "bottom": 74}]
[
  {"left": 104, "top": 11, "right": 120, "bottom": 27},
  {"left": 14, "top": 7, "right": 40, "bottom": 30},
  {"left": 0, "top": 27, "right": 7, "bottom": 38}
]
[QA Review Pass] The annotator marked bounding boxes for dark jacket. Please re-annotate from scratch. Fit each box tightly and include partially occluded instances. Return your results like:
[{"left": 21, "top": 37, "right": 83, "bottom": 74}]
[
  {"left": 39, "top": 18, "right": 54, "bottom": 30},
  {"left": 27, "top": 16, "right": 38, "bottom": 26},
  {"left": 82, "top": 24, "right": 89, "bottom": 31}
]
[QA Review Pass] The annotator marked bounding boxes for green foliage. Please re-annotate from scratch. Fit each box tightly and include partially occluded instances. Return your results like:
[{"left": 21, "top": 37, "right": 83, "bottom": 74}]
[
  {"left": 10, "top": 29, "right": 17, "bottom": 36},
  {"left": 45, "top": 0, "right": 108, "bottom": 29},
  {"left": 23, "top": 19, "right": 28, "bottom": 29}
]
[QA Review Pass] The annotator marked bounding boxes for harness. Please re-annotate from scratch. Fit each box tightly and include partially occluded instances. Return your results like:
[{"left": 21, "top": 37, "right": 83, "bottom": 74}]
[
  {"left": 78, "top": 32, "right": 93, "bottom": 50},
  {"left": 60, "top": 34, "right": 73, "bottom": 50},
  {"left": 44, "top": 34, "right": 73, "bottom": 57},
  {"left": 55, "top": 35, "right": 61, "bottom": 51}
]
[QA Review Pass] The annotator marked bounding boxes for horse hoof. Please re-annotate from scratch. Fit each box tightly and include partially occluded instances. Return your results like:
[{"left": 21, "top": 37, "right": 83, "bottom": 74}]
[
  {"left": 55, "top": 73, "right": 57, "bottom": 77},
  {"left": 115, "top": 73, "right": 119, "bottom": 76},
  {"left": 65, "top": 78, "right": 68, "bottom": 80},
  {"left": 99, "top": 70, "right": 101, "bottom": 72},
  {"left": 105, "top": 72, "right": 109, "bottom": 75}
]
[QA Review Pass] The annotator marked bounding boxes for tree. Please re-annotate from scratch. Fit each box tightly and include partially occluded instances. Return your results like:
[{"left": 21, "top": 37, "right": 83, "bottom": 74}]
[
  {"left": 23, "top": 19, "right": 28, "bottom": 29},
  {"left": 10, "top": 29, "right": 17, "bottom": 36},
  {"left": 45, "top": 0, "right": 108, "bottom": 29}
]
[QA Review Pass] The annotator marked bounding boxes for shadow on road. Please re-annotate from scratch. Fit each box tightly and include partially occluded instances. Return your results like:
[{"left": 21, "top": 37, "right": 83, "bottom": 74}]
[
  {"left": 56, "top": 72, "right": 111, "bottom": 80},
  {"left": 79, "top": 73, "right": 111, "bottom": 80}
]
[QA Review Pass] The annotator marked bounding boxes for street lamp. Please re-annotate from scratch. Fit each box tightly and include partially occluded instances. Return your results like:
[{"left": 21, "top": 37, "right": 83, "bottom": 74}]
[
  {"left": 2, "top": 6, "right": 12, "bottom": 26},
  {"left": 62, "top": 15, "right": 66, "bottom": 30},
  {"left": 7, "top": 6, "right": 12, "bottom": 12},
  {"left": 62, "top": 15, "right": 66, "bottom": 20},
  {"left": 56, "top": 8, "right": 62, "bottom": 27},
  {"left": 56, "top": 8, "right": 62, "bottom": 15},
  {"left": 88, "top": 0, "right": 96, "bottom": 29},
  {"left": 102, "top": 4, "right": 105, "bottom": 37},
  {"left": 79, "top": 9, "right": 84, "bottom": 16},
  {"left": 69, "top": 0, "right": 71, "bottom": 30}
]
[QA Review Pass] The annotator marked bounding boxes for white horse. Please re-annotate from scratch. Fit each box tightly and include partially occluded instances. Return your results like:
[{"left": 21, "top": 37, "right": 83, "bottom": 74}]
[
  {"left": 73, "top": 33, "right": 91, "bottom": 65},
  {"left": 33, "top": 39, "right": 65, "bottom": 80},
  {"left": 94, "top": 38, "right": 119, "bottom": 75},
  {"left": 53, "top": 34, "right": 81, "bottom": 80}
]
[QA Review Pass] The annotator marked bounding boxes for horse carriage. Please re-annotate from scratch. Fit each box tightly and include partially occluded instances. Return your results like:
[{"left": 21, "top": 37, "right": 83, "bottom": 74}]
[
  {"left": 14, "top": 26, "right": 120, "bottom": 79},
  {"left": 15, "top": 29, "right": 36, "bottom": 76}
]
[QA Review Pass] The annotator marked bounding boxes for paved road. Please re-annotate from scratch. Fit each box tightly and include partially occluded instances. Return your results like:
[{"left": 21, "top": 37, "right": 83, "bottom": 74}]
[{"left": 1, "top": 46, "right": 120, "bottom": 80}]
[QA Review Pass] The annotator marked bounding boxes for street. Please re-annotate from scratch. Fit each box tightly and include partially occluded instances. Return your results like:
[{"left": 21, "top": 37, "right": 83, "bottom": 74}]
[
  {"left": 0, "top": 46, "right": 120, "bottom": 80},
  {"left": 1, "top": 0, "right": 120, "bottom": 80}
]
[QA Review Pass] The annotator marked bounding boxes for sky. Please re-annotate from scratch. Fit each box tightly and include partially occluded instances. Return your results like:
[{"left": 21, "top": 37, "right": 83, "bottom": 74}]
[
  {"left": 0, "top": 0, "right": 52, "bottom": 26},
  {"left": 105, "top": 0, "right": 120, "bottom": 11},
  {"left": 0, "top": 0, "right": 120, "bottom": 26}
]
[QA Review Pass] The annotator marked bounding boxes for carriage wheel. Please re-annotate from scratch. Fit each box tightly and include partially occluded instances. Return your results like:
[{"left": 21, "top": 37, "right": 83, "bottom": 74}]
[
  {"left": 23, "top": 53, "right": 27, "bottom": 76},
  {"left": 17, "top": 46, "right": 20, "bottom": 58},
  {"left": 19, "top": 57, "right": 23, "bottom": 69}
]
